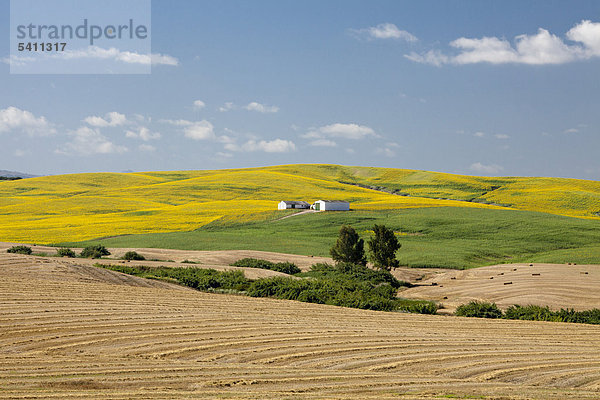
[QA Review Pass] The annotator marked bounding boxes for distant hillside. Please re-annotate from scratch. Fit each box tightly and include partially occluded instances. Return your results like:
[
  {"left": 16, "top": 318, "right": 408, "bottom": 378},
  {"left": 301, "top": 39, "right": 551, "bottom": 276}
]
[
  {"left": 0, "top": 164, "right": 599, "bottom": 244},
  {"left": 0, "top": 170, "right": 37, "bottom": 179}
]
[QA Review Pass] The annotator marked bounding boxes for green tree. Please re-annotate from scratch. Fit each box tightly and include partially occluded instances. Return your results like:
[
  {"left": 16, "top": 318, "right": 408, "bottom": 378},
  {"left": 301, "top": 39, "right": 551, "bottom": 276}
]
[
  {"left": 367, "top": 224, "right": 400, "bottom": 271},
  {"left": 80, "top": 244, "right": 110, "bottom": 259},
  {"left": 330, "top": 225, "right": 367, "bottom": 266}
]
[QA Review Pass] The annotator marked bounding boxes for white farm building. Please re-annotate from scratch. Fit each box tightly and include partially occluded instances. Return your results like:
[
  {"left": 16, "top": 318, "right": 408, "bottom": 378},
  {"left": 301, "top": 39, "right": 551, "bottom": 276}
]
[
  {"left": 311, "top": 200, "right": 350, "bottom": 211},
  {"left": 278, "top": 201, "right": 311, "bottom": 210}
]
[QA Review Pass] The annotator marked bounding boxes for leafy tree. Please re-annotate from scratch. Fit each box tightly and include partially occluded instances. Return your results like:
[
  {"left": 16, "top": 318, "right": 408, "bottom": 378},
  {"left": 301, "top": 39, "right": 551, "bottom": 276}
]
[
  {"left": 367, "top": 224, "right": 401, "bottom": 271},
  {"left": 330, "top": 225, "right": 367, "bottom": 266},
  {"left": 56, "top": 247, "right": 76, "bottom": 258},
  {"left": 80, "top": 244, "right": 110, "bottom": 259}
]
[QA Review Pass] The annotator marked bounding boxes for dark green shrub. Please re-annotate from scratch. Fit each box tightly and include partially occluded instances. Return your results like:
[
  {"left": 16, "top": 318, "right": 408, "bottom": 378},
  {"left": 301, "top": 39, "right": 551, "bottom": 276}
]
[
  {"left": 80, "top": 245, "right": 110, "bottom": 259},
  {"left": 122, "top": 251, "right": 145, "bottom": 261},
  {"left": 7, "top": 245, "right": 32, "bottom": 255},
  {"left": 397, "top": 300, "right": 438, "bottom": 314},
  {"left": 505, "top": 305, "right": 600, "bottom": 324},
  {"left": 101, "top": 264, "right": 250, "bottom": 292},
  {"left": 231, "top": 258, "right": 301, "bottom": 275},
  {"left": 455, "top": 301, "right": 503, "bottom": 318},
  {"left": 56, "top": 247, "right": 76, "bottom": 258},
  {"left": 269, "top": 261, "right": 301, "bottom": 274}
]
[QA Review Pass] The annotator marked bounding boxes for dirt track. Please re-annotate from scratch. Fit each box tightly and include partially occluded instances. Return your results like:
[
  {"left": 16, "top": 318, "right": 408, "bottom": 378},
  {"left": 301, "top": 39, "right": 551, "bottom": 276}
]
[{"left": 1, "top": 252, "right": 600, "bottom": 399}]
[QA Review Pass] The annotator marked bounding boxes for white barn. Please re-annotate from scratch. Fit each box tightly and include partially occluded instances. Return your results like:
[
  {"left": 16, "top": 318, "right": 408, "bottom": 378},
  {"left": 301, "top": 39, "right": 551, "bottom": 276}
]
[
  {"left": 311, "top": 200, "right": 350, "bottom": 211},
  {"left": 278, "top": 200, "right": 311, "bottom": 210}
]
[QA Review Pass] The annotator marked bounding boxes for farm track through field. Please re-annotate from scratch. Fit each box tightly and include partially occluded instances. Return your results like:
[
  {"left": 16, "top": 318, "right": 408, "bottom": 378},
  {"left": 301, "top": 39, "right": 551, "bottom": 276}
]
[{"left": 1, "top": 253, "right": 600, "bottom": 399}]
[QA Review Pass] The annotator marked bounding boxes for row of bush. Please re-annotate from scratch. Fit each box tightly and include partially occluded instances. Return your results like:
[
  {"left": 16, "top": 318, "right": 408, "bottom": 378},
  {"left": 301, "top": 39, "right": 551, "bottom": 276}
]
[
  {"left": 230, "top": 258, "right": 301, "bottom": 274},
  {"left": 455, "top": 301, "right": 600, "bottom": 325},
  {"left": 7, "top": 245, "right": 145, "bottom": 261},
  {"left": 100, "top": 261, "right": 437, "bottom": 314}
]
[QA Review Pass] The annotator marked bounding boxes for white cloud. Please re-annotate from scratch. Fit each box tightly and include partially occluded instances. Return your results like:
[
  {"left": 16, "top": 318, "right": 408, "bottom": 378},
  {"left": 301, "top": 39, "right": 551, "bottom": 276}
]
[
  {"left": 183, "top": 120, "right": 215, "bottom": 140},
  {"left": 244, "top": 102, "right": 279, "bottom": 113},
  {"left": 566, "top": 20, "right": 600, "bottom": 56},
  {"left": 84, "top": 112, "right": 128, "bottom": 127},
  {"left": 138, "top": 144, "right": 156, "bottom": 152},
  {"left": 474, "top": 131, "right": 485, "bottom": 138},
  {"left": 406, "top": 20, "right": 600, "bottom": 66},
  {"left": 564, "top": 128, "right": 579, "bottom": 134},
  {"left": 226, "top": 138, "right": 296, "bottom": 153},
  {"left": 215, "top": 151, "right": 233, "bottom": 158},
  {"left": 218, "top": 102, "right": 235, "bottom": 112},
  {"left": 351, "top": 23, "right": 418, "bottom": 42},
  {"left": 470, "top": 162, "right": 504, "bottom": 174},
  {"left": 405, "top": 50, "right": 449, "bottom": 67},
  {"left": 125, "top": 126, "right": 161, "bottom": 141},
  {"left": 0, "top": 106, "right": 55, "bottom": 136},
  {"left": 193, "top": 100, "right": 206, "bottom": 110},
  {"left": 303, "top": 123, "right": 377, "bottom": 140},
  {"left": 376, "top": 147, "right": 396, "bottom": 157},
  {"left": 1, "top": 55, "right": 36, "bottom": 66},
  {"left": 162, "top": 119, "right": 223, "bottom": 141},
  {"left": 59, "top": 126, "right": 128, "bottom": 155},
  {"left": 309, "top": 139, "right": 337, "bottom": 147},
  {"left": 55, "top": 46, "right": 179, "bottom": 66},
  {"left": 495, "top": 134, "right": 510, "bottom": 139}
]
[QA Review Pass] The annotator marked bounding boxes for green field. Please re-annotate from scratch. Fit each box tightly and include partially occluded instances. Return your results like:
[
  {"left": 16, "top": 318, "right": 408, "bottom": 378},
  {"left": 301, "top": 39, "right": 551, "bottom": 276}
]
[{"left": 64, "top": 206, "right": 600, "bottom": 269}]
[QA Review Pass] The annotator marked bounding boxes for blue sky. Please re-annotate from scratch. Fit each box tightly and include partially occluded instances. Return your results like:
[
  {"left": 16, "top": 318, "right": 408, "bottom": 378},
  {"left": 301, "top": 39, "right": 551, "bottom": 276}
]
[{"left": 1, "top": 0, "right": 600, "bottom": 178}]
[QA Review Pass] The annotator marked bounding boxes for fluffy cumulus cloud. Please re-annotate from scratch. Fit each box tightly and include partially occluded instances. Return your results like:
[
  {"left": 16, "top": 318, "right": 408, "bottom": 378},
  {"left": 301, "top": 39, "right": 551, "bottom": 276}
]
[
  {"left": 218, "top": 102, "right": 235, "bottom": 112},
  {"left": 0, "top": 106, "right": 55, "bottom": 136},
  {"left": 84, "top": 112, "right": 128, "bottom": 127},
  {"left": 351, "top": 23, "right": 418, "bottom": 42},
  {"left": 244, "top": 102, "right": 279, "bottom": 113},
  {"left": 58, "top": 126, "right": 128, "bottom": 155},
  {"left": 184, "top": 121, "right": 215, "bottom": 140},
  {"left": 469, "top": 162, "right": 504, "bottom": 174},
  {"left": 406, "top": 20, "right": 600, "bottom": 66},
  {"left": 226, "top": 138, "right": 296, "bottom": 153},
  {"left": 193, "top": 100, "right": 206, "bottom": 110},
  {"left": 495, "top": 134, "right": 510, "bottom": 139},
  {"left": 125, "top": 126, "right": 161, "bottom": 141},
  {"left": 163, "top": 119, "right": 215, "bottom": 140},
  {"left": 303, "top": 123, "right": 377, "bottom": 141}
]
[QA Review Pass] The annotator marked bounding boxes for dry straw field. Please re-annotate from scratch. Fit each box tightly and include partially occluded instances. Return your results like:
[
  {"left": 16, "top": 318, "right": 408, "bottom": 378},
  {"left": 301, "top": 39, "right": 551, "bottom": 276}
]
[
  {"left": 400, "top": 262, "right": 600, "bottom": 314},
  {"left": 2, "top": 251, "right": 600, "bottom": 399}
]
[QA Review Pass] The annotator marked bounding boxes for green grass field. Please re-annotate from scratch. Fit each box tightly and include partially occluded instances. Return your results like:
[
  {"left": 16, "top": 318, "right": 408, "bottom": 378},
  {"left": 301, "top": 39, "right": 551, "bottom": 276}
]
[{"left": 63, "top": 206, "right": 600, "bottom": 269}]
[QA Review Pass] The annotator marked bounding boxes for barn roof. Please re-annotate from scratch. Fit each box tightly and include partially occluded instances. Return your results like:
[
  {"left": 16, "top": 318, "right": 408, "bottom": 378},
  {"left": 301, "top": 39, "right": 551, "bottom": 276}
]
[
  {"left": 280, "top": 200, "right": 310, "bottom": 205},
  {"left": 315, "top": 200, "right": 349, "bottom": 203}
]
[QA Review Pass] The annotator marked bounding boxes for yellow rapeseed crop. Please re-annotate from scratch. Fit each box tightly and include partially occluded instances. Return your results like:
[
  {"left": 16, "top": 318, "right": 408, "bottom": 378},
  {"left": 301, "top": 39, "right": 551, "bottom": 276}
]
[{"left": 0, "top": 164, "right": 598, "bottom": 244}]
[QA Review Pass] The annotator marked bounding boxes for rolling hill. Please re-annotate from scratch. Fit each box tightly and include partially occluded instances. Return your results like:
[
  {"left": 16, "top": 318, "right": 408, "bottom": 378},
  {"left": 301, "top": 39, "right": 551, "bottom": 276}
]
[{"left": 2, "top": 164, "right": 600, "bottom": 268}]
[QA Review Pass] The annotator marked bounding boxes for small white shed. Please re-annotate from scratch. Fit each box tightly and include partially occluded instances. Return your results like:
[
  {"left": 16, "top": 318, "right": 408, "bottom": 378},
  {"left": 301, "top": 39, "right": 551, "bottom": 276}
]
[
  {"left": 311, "top": 200, "right": 350, "bottom": 211},
  {"left": 278, "top": 201, "right": 311, "bottom": 210}
]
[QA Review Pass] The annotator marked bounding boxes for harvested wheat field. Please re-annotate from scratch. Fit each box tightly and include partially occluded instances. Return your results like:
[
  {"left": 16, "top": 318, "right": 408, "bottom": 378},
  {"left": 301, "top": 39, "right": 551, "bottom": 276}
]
[
  {"left": 400, "top": 263, "right": 600, "bottom": 314},
  {"left": 2, "top": 253, "right": 600, "bottom": 399}
]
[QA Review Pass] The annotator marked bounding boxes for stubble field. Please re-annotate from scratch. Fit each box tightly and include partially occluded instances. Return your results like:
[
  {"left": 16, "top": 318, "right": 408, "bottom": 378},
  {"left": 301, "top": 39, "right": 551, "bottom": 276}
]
[{"left": 1, "top": 251, "right": 599, "bottom": 399}]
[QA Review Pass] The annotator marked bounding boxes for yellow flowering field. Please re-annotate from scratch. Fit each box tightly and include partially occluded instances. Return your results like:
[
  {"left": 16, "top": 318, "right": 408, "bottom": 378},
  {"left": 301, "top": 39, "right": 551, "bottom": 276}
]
[{"left": 0, "top": 164, "right": 598, "bottom": 244}]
